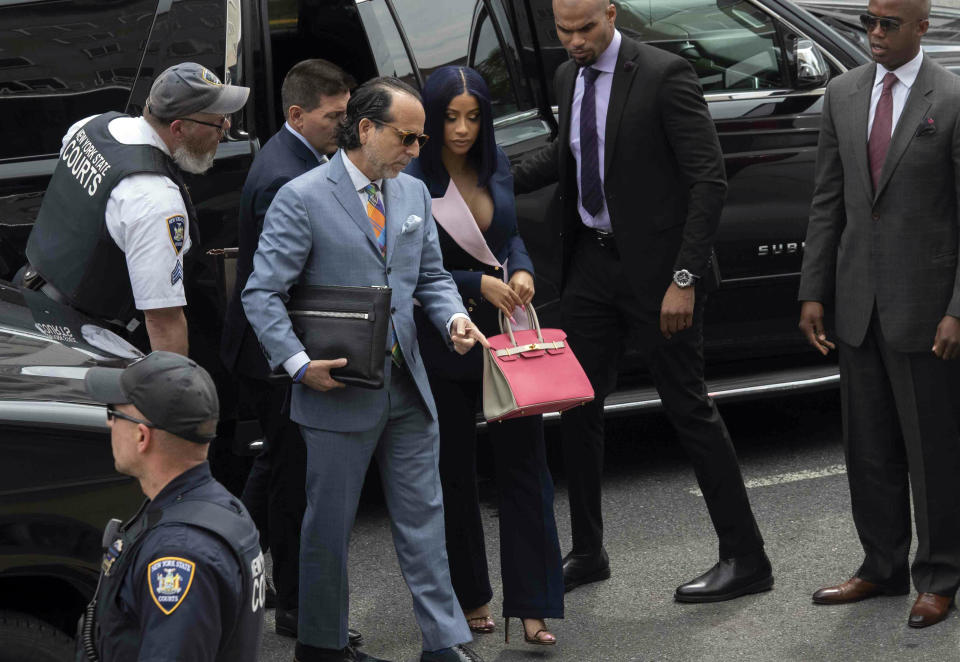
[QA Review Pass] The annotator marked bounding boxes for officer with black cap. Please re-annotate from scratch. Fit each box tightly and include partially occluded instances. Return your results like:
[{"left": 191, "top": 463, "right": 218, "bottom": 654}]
[
  {"left": 77, "top": 352, "right": 264, "bottom": 662},
  {"left": 23, "top": 63, "right": 249, "bottom": 355}
]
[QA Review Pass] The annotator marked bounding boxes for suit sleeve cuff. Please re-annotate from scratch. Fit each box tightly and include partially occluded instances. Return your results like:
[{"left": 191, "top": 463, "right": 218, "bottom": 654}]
[
  {"left": 282, "top": 352, "right": 310, "bottom": 378},
  {"left": 447, "top": 313, "right": 470, "bottom": 339}
]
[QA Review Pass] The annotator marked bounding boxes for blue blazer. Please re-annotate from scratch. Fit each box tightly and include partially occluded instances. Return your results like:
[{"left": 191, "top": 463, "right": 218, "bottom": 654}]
[
  {"left": 242, "top": 150, "right": 466, "bottom": 431},
  {"left": 221, "top": 126, "right": 323, "bottom": 379},
  {"left": 405, "top": 148, "right": 534, "bottom": 297},
  {"left": 405, "top": 147, "right": 534, "bottom": 381}
]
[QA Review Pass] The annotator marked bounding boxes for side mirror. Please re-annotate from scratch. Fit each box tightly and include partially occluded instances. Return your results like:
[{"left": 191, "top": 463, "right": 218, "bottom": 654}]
[{"left": 795, "top": 38, "right": 829, "bottom": 88}]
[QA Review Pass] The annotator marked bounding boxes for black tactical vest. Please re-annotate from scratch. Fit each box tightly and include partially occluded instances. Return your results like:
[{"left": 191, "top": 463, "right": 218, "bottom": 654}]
[
  {"left": 26, "top": 112, "right": 198, "bottom": 323},
  {"left": 79, "top": 495, "right": 264, "bottom": 662}
]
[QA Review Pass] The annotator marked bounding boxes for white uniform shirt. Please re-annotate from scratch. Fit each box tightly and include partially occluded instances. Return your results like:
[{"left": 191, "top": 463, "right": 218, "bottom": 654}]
[
  {"left": 868, "top": 50, "right": 924, "bottom": 140},
  {"left": 61, "top": 115, "right": 191, "bottom": 311}
]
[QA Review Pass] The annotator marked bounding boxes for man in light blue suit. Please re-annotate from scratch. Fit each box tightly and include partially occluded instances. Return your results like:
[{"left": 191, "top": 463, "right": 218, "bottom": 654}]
[{"left": 243, "top": 77, "right": 488, "bottom": 662}]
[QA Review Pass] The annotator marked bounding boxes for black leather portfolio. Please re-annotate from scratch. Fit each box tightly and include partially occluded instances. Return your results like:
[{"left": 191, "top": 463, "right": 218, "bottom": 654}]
[{"left": 286, "top": 285, "right": 392, "bottom": 389}]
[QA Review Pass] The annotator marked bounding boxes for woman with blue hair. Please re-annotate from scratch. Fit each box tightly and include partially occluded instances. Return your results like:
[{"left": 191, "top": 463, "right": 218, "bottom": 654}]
[{"left": 406, "top": 66, "right": 564, "bottom": 646}]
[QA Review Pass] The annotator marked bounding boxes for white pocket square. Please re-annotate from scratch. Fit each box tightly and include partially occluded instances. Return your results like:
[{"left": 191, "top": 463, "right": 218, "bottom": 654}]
[{"left": 401, "top": 215, "right": 422, "bottom": 233}]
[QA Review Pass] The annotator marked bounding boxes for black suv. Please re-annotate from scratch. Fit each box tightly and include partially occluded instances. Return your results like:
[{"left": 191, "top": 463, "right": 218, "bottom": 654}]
[
  {"left": 0, "top": 0, "right": 877, "bottom": 417},
  {"left": 0, "top": 285, "right": 143, "bottom": 661},
  {"left": 0, "top": 0, "right": 889, "bottom": 654}
]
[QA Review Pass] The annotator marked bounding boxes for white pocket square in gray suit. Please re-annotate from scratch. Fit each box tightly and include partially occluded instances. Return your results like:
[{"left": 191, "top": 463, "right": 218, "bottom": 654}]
[{"left": 401, "top": 215, "right": 422, "bottom": 234}]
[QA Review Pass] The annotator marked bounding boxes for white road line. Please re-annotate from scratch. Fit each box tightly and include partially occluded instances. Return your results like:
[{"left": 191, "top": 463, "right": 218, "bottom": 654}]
[{"left": 688, "top": 464, "right": 847, "bottom": 496}]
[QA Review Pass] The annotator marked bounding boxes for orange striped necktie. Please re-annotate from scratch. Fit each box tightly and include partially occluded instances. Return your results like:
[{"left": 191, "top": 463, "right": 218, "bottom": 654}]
[
  {"left": 363, "top": 183, "right": 386, "bottom": 258},
  {"left": 362, "top": 182, "right": 402, "bottom": 366}
]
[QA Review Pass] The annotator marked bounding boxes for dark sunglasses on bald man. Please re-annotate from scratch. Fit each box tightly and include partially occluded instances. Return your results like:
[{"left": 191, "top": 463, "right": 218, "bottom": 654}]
[
  {"left": 859, "top": 13, "right": 922, "bottom": 32},
  {"left": 368, "top": 118, "right": 429, "bottom": 148}
]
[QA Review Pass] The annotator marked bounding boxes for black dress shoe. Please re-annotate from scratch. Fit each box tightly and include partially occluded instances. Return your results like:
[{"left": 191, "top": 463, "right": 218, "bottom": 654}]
[
  {"left": 419, "top": 644, "right": 485, "bottom": 661},
  {"left": 562, "top": 548, "right": 610, "bottom": 593},
  {"left": 294, "top": 643, "right": 386, "bottom": 661},
  {"left": 277, "top": 608, "right": 362, "bottom": 646},
  {"left": 674, "top": 550, "right": 773, "bottom": 603}
]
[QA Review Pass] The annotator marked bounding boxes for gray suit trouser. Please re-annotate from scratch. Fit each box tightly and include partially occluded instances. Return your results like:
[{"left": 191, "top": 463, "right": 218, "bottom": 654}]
[
  {"left": 296, "top": 366, "right": 471, "bottom": 651},
  {"left": 839, "top": 313, "right": 960, "bottom": 596}
]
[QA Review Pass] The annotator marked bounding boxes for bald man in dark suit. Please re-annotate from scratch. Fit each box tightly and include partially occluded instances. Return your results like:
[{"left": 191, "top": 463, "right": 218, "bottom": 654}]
[{"left": 799, "top": 0, "right": 960, "bottom": 629}]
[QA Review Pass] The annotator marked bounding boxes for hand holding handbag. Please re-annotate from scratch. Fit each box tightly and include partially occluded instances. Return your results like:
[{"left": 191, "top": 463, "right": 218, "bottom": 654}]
[
  {"left": 286, "top": 285, "right": 391, "bottom": 389},
  {"left": 482, "top": 304, "right": 594, "bottom": 422}
]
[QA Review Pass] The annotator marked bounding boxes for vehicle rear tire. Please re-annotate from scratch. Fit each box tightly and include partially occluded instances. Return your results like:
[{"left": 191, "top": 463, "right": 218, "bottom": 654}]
[{"left": 0, "top": 611, "right": 75, "bottom": 662}]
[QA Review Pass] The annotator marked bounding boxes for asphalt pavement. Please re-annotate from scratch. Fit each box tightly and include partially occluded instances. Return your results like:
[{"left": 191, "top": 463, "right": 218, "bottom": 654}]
[{"left": 258, "top": 391, "right": 960, "bottom": 662}]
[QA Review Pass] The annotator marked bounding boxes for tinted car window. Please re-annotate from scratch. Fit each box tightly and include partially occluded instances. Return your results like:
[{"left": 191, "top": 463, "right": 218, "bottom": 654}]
[
  {"left": 356, "top": 0, "right": 418, "bottom": 88},
  {"left": 616, "top": 0, "right": 786, "bottom": 92},
  {"left": 392, "top": 0, "right": 474, "bottom": 78},
  {"left": 0, "top": 0, "right": 156, "bottom": 161},
  {"left": 471, "top": 8, "right": 521, "bottom": 118}
]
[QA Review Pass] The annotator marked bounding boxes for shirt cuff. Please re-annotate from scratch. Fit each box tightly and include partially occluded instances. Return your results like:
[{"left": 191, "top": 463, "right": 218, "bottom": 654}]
[
  {"left": 282, "top": 351, "right": 310, "bottom": 378},
  {"left": 447, "top": 313, "right": 470, "bottom": 339}
]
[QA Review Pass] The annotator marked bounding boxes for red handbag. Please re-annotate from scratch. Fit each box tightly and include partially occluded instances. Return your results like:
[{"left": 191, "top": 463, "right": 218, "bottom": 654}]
[{"left": 482, "top": 304, "right": 594, "bottom": 422}]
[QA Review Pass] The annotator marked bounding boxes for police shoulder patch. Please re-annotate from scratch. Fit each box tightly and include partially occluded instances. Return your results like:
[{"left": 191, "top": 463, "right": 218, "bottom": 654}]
[
  {"left": 166, "top": 214, "right": 186, "bottom": 255},
  {"left": 147, "top": 556, "right": 196, "bottom": 615}
]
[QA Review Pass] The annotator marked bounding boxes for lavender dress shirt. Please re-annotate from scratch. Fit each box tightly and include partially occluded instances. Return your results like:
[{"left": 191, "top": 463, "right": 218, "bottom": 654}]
[{"left": 570, "top": 29, "right": 622, "bottom": 233}]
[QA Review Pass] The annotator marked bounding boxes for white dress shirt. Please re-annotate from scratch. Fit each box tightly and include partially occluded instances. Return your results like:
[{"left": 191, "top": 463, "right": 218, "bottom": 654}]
[
  {"left": 61, "top": 115, "right": 190, "bottom": 311},
  {"left": 868, "top": 49, "right": 924, "bottom": 140},
  {"left": 569, "top": 29, "right": 621, "bottom": 233},
  {"left": 283, "top": 150, "right": 468, "bottom": 378}
]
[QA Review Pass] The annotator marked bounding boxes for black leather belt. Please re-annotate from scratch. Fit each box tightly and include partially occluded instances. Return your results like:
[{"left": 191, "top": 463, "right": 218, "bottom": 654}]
[
  {"left": 21, "top": 264, "right": 141, "bottom": 334},
  {"left": 21, "top": 265, "right": 70, "bottom": 305}
]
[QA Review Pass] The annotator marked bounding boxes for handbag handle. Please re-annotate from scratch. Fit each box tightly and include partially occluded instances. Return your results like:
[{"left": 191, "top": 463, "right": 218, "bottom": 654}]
[{"left": 498, "top": 303, "right": 544, "bottom": 347}]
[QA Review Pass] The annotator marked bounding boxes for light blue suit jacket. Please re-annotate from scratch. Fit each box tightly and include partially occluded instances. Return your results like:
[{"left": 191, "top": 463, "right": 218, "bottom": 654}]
[{"left": 241, "top": 150, "right": 466, "bottom": 432}]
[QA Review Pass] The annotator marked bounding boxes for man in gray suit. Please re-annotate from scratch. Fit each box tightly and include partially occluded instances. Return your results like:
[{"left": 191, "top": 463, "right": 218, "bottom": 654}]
[
  {"left": 243, "top": 78, "right": 487, "bottom": 662},
  {"left": 799, "top": 0, "right": 960, "bottom": 629}
]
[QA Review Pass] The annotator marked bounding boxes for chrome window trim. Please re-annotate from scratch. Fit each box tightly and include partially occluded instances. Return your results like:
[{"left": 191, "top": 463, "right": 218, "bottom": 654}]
[
  {"left": 0, "top": 400, "right": 107, "bottom": 433},
  {"left": 493, "top": 109, "right": 542, "bottom": 129},
  {"left": 704, "top": 87, "right": 826, "bottom": 102},
  {"left": 742, "top": 0, "right": 848, "bottom": 73}
]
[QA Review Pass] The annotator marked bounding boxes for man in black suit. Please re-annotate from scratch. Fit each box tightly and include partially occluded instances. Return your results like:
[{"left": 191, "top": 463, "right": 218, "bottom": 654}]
[
  {"left": 799, "top": 0, "right": 960, "bottom": 628},
  {"left": 220, "top": 59, "right": 361, "bottom": 642},
  {"left": 513, "top": 0, "right": 770, "bottom": 601}
]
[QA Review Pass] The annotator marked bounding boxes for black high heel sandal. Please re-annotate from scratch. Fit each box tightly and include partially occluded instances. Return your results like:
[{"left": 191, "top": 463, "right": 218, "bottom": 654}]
[{"left": 504, "top": 617, "right": 556, "bottom": 646}]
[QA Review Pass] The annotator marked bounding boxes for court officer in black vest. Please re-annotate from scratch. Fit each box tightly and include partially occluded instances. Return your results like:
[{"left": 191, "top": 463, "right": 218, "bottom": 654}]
[
  {"left": 22, "top": 62, "right": 249, "bottom": 355},
  {"left": 77, "top": 351, "right": 264, "bottom": 662}
]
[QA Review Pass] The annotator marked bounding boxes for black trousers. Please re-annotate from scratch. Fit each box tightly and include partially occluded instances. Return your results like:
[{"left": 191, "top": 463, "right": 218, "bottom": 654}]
[
  {"left": 430, "top": 374, "right": 564, "bottom": 619},
  {"left": 838, "top": 313, "right": 960, "bottom": 596},
  {"left": 560, "top": 234, "right": 763, "bottom": 559},
  {"left": 239, "top": 376, "right": 307, "bottom": 611}
]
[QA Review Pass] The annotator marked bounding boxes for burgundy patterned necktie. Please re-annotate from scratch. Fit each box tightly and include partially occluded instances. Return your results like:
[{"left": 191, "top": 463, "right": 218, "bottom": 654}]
[{"left": 868, "top": 72, "right": 898, "bottom": 191}]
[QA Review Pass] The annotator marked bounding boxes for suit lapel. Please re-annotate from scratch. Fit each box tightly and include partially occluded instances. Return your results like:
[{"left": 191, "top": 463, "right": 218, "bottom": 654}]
[
  {"left": 604, "top": 40, "right": 640, "bottom": 176},
  {"left": 851, "top": 63, "right": 876, "bottom": 198},
  {"left": 328, "top": 152, "right": 382, "bottom": 256},
  {"left": 875, "top": 60, "right": 935, "bottom": 199},
  {"left": 558, "top": 61, "right": 576, "bottom": 148},
  {"left": 383, "top": 178, "right": 403, "bottom": 265},
  {"left": 278, "top": 126, "right": 322, "bottom": 169}
]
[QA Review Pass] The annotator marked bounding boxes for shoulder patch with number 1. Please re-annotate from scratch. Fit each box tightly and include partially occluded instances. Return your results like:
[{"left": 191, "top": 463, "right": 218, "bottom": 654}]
[{"left": 147, "top": 557, "right": 196, "bottom": 615}]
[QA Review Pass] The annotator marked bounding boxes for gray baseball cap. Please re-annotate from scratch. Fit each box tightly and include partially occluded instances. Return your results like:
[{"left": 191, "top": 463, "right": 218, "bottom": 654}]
[
  {"left": 85, "top": 352, "right": 219, "bottom": 444},
  {"left": 147, "top": 62, "right": 249, "bottom": 119}
]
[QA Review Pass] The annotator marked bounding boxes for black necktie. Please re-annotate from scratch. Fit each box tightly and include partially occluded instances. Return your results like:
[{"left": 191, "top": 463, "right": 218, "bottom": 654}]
[{"left": 579, "top": 66, "right": 604, "bottom": 217}]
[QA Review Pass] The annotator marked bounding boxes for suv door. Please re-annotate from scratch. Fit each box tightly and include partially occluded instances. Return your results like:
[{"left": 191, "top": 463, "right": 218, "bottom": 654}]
[{"left": 491, "top": 0, "right": 853, "bottom": 365}]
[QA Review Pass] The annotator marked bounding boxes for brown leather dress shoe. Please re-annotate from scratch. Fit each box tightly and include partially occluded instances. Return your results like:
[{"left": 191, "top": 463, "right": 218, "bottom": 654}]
[
  {"left": 812, "top": 577, "right": 906, "bottom": 604},
  {"left": 908, "top": 593, "right": 954, "bottom": 628}
]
